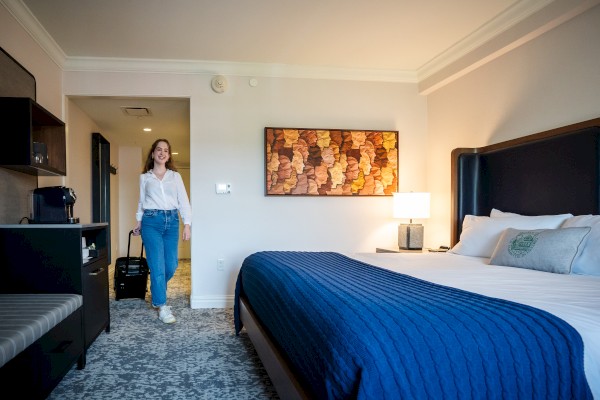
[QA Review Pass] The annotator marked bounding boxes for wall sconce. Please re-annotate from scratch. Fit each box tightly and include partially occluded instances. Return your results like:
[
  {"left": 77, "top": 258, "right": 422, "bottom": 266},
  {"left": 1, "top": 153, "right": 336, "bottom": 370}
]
[{"left": 393, "top": 192, "right": 430, "bottom": 250}]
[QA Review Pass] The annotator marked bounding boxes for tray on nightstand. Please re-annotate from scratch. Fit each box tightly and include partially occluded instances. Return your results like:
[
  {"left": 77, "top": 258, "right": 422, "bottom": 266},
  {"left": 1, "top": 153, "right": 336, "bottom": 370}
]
[{"left": 376, "top": 247, "right": 425, "bottom": 253}]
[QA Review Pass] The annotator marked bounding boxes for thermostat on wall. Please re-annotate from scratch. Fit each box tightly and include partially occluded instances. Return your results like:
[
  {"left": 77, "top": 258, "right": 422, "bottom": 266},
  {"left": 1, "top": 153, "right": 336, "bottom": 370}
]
[{"left": 215, "top": 183, "right": 231, "bottom": 194}]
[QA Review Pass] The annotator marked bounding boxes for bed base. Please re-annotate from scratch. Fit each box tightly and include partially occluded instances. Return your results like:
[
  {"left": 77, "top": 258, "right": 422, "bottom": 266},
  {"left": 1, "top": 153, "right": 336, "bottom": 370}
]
[{"left": 239, "top": 297, "right": 310, "bottom": 400}]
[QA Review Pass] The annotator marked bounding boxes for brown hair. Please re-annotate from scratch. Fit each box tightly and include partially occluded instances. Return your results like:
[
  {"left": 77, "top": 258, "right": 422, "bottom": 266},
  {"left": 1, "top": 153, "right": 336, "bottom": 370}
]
[{"left": 143, "top": 138, "right": 178, "bottom": 172}]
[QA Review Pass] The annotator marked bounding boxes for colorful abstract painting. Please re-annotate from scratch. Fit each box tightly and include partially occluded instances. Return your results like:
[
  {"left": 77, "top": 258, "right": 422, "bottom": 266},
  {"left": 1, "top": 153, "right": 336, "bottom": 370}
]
[{"left": 265, "top": 127, "right": 398, "bottom": 196}]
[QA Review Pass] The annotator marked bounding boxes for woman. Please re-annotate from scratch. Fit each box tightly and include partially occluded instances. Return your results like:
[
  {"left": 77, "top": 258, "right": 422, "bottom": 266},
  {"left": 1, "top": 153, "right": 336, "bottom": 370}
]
[{"left": 133, "top": 139, "right": 191, "bottom": 323}]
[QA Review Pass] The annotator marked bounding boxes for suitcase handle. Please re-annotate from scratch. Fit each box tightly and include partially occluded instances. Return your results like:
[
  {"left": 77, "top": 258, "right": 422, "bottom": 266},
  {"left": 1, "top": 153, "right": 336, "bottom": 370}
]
[{"left": 126, "top": 229, "right": 145, "bottom": 271}]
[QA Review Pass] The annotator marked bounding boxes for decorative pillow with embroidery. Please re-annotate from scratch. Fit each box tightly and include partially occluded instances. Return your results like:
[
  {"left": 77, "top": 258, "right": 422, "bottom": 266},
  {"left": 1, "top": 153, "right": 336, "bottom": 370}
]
[
  {"left": 449, "top": 214, "right": 572, "bottom": 258},
  {"left": 489, "top": 227, "right": 591, "bottom": 274}
]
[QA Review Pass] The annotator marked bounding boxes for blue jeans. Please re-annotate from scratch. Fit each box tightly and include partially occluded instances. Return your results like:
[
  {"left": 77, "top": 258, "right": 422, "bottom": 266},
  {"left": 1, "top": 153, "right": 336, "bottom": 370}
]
[{"left": 141, "top": 209, "right": 180, "bottom": 307}]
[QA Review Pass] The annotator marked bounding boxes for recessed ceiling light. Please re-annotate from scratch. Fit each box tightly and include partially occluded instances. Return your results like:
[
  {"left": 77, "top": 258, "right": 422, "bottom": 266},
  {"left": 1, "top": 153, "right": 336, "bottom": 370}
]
[{"left": 143, "top": 128, "right": 152, "bottom": 132}]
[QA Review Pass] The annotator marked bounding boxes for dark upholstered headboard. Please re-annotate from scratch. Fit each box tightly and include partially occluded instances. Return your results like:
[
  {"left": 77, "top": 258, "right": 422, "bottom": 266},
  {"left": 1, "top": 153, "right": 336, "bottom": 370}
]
[{"left": 451, "top": 118, "right": 600, "bottom": 246}]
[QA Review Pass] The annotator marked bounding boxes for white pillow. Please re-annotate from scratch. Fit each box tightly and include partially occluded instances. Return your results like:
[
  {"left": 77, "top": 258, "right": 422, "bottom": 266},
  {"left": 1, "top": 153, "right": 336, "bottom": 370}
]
[
  {"left": 489, "top": 227, "right": 591, "bottom": 274},
  {"left": 449, "top": 214, "right": 573, "bottom": 258},
  {"left": 490, "top": 208, "right": 521, "bottom": 217},
  {"left": 561, "top": 215, "right": 600, "bottom": 276}
]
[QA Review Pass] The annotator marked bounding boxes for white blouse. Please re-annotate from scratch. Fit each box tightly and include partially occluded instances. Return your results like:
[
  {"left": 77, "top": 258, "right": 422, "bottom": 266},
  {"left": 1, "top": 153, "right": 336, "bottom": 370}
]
[{"left": 136, "top": 170, "right": 192, "bottom": 225}]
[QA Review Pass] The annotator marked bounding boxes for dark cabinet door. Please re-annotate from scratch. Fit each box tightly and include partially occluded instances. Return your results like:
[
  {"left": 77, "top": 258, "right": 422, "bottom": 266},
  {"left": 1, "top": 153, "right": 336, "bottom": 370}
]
[{"left": 82, "top": 257, "right": 110, "bottom": 348}]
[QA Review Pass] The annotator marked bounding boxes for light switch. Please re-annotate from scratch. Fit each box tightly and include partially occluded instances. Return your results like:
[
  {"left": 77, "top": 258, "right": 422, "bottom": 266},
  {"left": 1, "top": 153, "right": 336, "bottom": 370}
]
[{"left": 215, "top": 183, "right": 231, "bottom": 194}]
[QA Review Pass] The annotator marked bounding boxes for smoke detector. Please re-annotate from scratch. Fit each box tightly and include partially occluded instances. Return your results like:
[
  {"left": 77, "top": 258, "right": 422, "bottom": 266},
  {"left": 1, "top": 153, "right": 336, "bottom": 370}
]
[{"left": 121, "top": 106, "right": 152, "bottom": 117}]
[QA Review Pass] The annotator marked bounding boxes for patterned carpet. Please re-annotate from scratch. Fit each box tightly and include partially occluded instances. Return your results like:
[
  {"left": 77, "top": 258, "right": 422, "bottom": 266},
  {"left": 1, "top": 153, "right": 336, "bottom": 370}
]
[{"left": 48, "top": 260, "right": 279, "bottom": 400}]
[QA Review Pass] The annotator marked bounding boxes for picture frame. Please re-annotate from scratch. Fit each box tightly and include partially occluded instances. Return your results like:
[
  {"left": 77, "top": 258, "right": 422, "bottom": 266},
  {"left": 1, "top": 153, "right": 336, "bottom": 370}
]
[{"left": 265, "top": 127, "right": 398, "bottom": 196}]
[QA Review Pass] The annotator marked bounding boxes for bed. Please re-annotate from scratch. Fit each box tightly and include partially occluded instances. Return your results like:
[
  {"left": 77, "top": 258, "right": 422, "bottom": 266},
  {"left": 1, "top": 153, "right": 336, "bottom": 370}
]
[{"left": 234, "top": 118, "right": 600, "bottom": 399}]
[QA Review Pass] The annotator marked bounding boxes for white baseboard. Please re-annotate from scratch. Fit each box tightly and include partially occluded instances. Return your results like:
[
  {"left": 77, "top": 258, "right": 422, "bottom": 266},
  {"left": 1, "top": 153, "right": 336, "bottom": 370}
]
[{"left": 190, "top": 294, "right": 234, "bottom": 309}]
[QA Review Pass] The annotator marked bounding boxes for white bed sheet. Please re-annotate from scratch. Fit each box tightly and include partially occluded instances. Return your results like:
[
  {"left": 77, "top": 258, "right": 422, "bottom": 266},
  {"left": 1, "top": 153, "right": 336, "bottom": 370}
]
[{"left": 350, "top": 252, "right": 600, "bottom": 398}]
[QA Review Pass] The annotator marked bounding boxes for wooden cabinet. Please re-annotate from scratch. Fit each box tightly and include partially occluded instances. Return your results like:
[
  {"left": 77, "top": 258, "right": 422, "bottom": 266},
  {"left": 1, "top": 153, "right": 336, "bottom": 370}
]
[
  {"left": 0, "top": 97, "right": 66, "bottom": 176},
  {"left": 0, "top": 223, "right": 110, "bottom": 353}
]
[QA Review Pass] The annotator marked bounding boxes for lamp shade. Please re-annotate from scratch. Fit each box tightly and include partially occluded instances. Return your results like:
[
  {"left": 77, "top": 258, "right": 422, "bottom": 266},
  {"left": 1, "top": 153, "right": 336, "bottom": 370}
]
[{"left": 393, "top": 192, "right": 430, "bottom": 219}]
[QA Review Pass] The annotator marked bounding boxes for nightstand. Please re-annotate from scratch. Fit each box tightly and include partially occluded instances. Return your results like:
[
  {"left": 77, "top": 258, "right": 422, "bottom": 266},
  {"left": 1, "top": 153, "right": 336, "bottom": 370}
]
[{"left": 376, "top": 247, "right": 425, "bottom": 253}]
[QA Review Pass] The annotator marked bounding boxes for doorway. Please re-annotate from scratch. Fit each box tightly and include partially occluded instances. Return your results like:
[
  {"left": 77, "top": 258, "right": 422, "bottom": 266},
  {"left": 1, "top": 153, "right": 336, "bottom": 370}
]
[{"left": 69, "top": 95, "right": 191, "bottom": 262}]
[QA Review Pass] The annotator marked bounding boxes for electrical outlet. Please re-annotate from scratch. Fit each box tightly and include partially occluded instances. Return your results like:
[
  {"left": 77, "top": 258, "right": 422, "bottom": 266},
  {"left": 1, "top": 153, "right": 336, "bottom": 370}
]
[{"left": 217, "top": 258, "right": 224, "bottom": 271}]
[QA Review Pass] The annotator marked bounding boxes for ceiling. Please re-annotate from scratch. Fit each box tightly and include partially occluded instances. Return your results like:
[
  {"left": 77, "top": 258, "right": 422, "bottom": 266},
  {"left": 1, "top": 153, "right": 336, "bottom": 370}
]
[
  {"left": 21, "top": 0, "right": 520, "bottom": 71},
  {"left": 9, "top": 0, "right": 587, "bottom": 166}
]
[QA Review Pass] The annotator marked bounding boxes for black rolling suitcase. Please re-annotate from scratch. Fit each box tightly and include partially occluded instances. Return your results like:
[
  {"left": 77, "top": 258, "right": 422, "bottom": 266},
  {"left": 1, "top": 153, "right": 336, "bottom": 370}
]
[{"left": 114, "top": 230, "right": 149, "bottom": 300}]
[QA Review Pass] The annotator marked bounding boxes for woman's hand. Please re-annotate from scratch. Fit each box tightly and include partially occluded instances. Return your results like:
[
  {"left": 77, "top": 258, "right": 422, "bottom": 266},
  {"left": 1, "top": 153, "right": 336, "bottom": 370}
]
[
  {"left": 132, "top": 221, "right": 141, "bottom": 236},
  {"left": 182, "top": 224, "right": 191, "bottom": 241}
]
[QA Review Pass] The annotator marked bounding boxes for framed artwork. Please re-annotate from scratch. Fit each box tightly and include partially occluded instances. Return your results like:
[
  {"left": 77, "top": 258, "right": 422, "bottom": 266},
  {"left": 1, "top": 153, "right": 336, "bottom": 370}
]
[{"left": 265, "top": 127, "right": 398, "bottom": 196}]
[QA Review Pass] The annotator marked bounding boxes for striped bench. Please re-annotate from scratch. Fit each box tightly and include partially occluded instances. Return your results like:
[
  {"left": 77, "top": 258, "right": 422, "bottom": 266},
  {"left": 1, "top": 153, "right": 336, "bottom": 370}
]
[
  {"left": 0, "top": 293, "right": 84, "bottom": 398},
  {"left": 0, "top": 293, "right": 83, "bottom": 367}
]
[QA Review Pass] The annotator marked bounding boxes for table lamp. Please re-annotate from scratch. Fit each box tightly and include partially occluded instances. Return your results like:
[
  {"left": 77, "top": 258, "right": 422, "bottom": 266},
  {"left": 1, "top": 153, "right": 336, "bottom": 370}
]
[{"left": 393, "top": 192, "right": 430, "bottom": 250}]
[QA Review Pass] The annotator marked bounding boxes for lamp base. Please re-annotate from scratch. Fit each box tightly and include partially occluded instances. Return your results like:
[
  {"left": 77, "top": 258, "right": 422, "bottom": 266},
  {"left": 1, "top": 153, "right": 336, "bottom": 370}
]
[{"left": 398, "top": 224, "right": 424, "bottom": 250}]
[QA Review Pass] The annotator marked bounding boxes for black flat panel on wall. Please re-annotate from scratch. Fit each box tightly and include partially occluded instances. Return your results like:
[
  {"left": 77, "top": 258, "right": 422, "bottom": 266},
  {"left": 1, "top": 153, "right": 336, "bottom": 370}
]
[{"left": 0, "top": 46, "right": 36, "bottom": 100}]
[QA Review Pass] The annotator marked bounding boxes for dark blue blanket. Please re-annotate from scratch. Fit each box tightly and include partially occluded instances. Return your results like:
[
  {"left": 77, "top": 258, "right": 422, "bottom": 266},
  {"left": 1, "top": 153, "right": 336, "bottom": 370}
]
[{"left": 234, "top": 251, "right": 592, "bottom": 399}]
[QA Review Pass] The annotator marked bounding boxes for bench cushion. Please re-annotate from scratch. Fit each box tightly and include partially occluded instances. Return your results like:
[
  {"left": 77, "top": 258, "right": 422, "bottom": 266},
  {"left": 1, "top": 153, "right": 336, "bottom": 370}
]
[{"left": 0, "top": 294, "right": 83, "bottom": 368}]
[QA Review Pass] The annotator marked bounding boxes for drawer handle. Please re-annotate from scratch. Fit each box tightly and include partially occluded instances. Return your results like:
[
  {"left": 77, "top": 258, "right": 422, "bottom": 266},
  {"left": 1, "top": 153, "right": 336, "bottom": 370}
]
[
  {"left": 89, "top": 267, "right": 105, "bottom": 276},
  {"left": 52, "top": 340, "right": 72, "bottom": 353}
]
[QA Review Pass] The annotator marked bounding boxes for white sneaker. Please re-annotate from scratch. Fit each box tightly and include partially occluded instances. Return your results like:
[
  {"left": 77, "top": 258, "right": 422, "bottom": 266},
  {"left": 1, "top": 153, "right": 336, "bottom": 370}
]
[{"left": 158, "top": 306, "right": 176, "bottom": 324}]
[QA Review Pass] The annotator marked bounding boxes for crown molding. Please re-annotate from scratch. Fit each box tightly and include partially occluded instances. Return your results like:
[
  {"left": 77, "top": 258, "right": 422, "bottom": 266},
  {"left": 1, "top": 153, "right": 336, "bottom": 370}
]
[
  {"left": 417, "top": 0, "right": 600, "bottom": 94},
  {"left": 1, "top": 0, "right": 66, "bottom": 67},
  {"left": 62, "top": 56, "right": 418, "bottom": 83},
  {"left": 417, "top": 0, "right": 554, "bottom": 82}
]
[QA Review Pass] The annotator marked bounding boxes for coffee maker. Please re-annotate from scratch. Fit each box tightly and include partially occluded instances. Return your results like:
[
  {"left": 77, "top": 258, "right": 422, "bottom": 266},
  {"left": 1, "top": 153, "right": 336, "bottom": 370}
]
[{"left": 30, "top": 186, "right": 80, "bottom": 224}]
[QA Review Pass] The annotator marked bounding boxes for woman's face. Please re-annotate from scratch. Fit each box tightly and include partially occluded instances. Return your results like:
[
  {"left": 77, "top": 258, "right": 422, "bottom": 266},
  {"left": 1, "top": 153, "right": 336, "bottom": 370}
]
[{"left": 153, "top": 141, "right": 170, "bottom": 164}]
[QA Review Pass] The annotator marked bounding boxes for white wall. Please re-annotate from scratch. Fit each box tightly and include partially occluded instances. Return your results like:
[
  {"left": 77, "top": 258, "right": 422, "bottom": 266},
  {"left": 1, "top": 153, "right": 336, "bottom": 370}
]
[
  {"left": 426, "top": 4, "right": 600, "bottom": 247},
  {"left": 62, "top": 71, "right": 428, "bottom": 307},
  {"left": 191, "top": 78, "right": 428, "bottom": 306},
  {"left": 118, "top": 146, "right": 143, "bottom": 257},
  {"left": 64, "top": 99, "right": 100, "bottom": 224}
]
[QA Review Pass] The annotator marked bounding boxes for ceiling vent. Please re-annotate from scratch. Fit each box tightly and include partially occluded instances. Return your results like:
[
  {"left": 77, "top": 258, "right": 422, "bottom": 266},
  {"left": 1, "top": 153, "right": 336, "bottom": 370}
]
[{"left": 121, "top": 106, "right": 152, "bottom": 117}]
